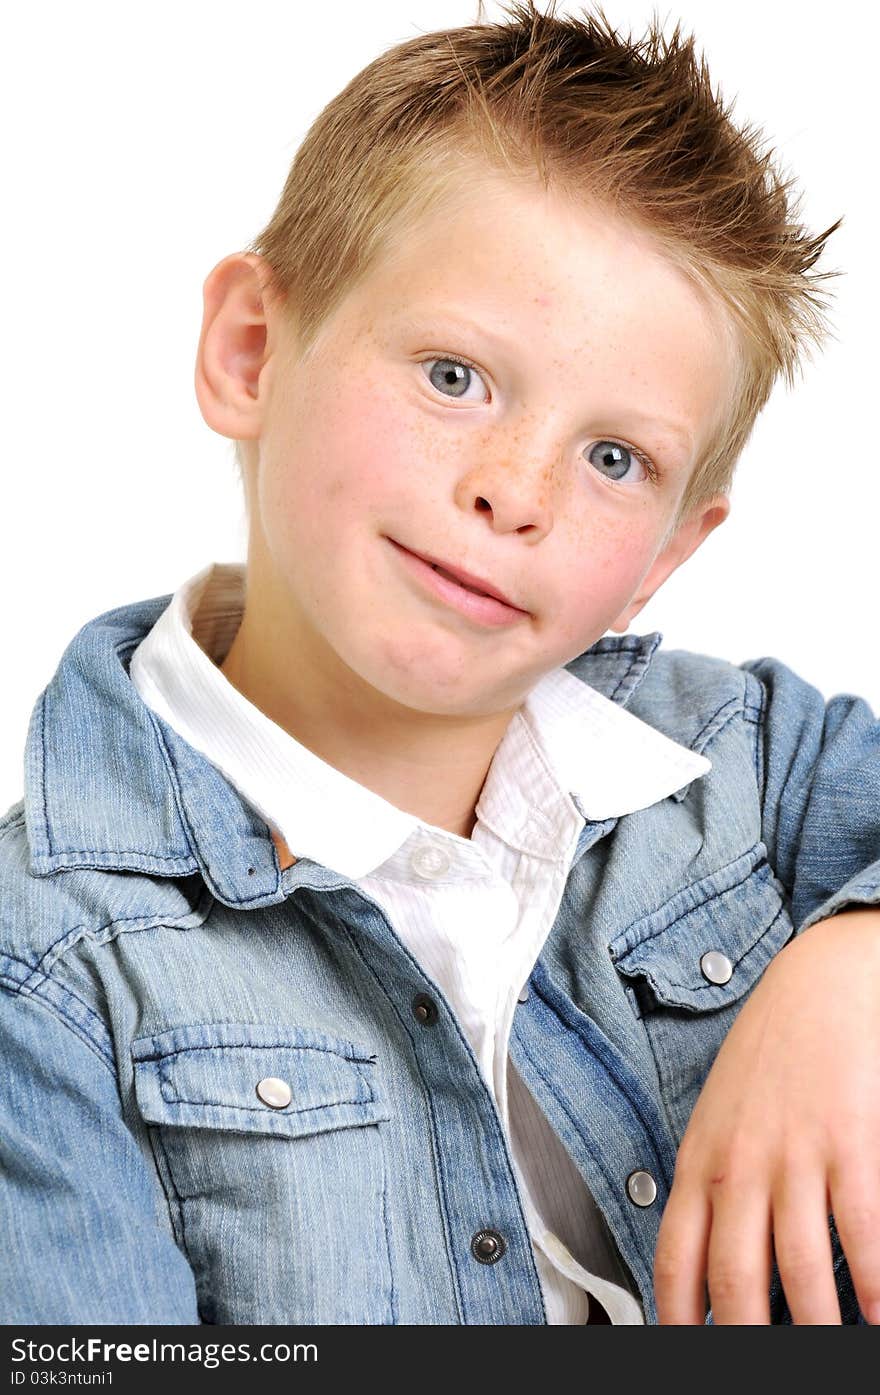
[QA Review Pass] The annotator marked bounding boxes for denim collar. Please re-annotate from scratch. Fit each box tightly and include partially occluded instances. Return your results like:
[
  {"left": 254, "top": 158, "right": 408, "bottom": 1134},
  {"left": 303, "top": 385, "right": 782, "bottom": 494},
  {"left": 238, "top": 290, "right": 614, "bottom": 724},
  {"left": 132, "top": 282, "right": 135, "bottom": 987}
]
[{"left": 23, "top": 592, "right": 676, "bottom": 908}]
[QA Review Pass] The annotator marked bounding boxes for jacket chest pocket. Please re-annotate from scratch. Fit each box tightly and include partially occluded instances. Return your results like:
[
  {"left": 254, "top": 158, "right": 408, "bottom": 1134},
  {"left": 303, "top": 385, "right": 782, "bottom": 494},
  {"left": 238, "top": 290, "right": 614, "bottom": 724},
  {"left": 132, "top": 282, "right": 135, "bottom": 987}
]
[
  {"left": 132, "top": 1022, "right": 395, "bottom": 1325},
  {"left": 609, "top": 845, "right": 796, "bottom": 1148}
]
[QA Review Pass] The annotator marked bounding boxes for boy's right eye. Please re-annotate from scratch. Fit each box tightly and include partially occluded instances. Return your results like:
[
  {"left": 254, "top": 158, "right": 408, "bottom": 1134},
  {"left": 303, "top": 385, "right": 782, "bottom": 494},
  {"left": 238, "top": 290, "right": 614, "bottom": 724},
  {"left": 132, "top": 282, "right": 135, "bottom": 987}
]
[{"left": 420, "top": 354, "right": 490, "bottom": 404}]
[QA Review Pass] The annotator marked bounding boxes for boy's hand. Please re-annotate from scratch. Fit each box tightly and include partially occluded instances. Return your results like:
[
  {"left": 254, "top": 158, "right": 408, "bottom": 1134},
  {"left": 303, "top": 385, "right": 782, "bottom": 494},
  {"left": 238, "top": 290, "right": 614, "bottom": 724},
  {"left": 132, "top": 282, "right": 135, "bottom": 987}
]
[{"left": 653, "top": 907, "right": 880, "bottom": 1324}]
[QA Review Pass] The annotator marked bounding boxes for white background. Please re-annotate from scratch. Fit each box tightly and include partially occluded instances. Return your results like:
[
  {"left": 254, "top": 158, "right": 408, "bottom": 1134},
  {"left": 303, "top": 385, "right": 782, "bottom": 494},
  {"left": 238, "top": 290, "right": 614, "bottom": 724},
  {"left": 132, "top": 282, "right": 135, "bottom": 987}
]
[{"left": 1, "top": 0, "right": 877, "bottom": 810}]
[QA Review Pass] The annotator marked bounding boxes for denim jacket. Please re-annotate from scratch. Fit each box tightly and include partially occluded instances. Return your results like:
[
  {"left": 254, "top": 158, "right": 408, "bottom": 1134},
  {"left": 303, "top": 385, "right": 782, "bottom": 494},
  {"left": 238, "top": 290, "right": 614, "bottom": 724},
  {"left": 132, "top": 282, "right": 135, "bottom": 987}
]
[{"left": 2, "top": 594, "right": 878, "bottom": 1325}]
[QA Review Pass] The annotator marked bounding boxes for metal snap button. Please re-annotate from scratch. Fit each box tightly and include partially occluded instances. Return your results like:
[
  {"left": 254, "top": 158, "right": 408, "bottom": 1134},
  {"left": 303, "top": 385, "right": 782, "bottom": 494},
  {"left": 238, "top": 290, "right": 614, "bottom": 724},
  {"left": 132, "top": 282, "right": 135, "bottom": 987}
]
[
  {"left": 517, "top": 984, "right": 530, "bottom": 1003},
  {"left": 409, "top": 844, "right": 452, "bottom": 879},
  {"left": 412, "top": 993, "right": 439, "bottom": 1025},
  {"left": 471, "top": 1228, "right": 507, "bottom": 1264},
  {"left": 625, "top": 1169, "right": 658, "bottom": 1207},
  {"left": 700, "top": 950, "right": 733, "bottom": 985},
  {"left": 255, "top": 1077, "right": 292, "bottom": 1109}
]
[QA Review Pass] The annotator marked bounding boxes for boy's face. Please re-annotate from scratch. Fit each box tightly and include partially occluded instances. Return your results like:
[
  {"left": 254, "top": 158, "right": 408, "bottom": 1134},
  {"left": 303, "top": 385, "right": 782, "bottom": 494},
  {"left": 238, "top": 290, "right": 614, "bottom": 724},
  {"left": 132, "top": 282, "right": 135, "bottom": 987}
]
[{"left": 199, "top": 171, "right": 732, "bottom": 720}]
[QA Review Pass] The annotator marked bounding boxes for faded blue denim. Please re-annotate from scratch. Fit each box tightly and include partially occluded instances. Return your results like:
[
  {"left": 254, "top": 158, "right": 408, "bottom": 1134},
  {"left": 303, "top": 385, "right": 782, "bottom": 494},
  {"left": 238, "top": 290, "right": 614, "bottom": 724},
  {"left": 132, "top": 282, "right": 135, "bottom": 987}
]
[{"left": 1, "top": 594, "right": 878, "bottom": 1324}]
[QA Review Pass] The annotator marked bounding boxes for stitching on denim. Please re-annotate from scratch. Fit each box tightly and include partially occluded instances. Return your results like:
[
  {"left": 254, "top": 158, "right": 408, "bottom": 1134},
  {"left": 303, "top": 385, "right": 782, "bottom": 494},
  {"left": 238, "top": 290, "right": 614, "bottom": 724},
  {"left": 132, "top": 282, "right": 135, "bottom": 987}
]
[
  {"left": 148, "top": 1122, "right": 190, "bottom": 1246},
  {"left": 160, "top": 1093, "right": 370, "bottom": 1116},
  {"left": 1, "top": 959, "right": 115, "bottom": 1070},
  {"left": 351, "top": 1060, "right": 377, "bottom": 1106},
  {"left": 617, "top": 846, "right": 774, "bottom": 955},
  {"left": 32, "top": 883, "right": 216, "bottom": 978},
  {"left": 39, "top": 689, "right": 51, "bottom": 851},
  {"left": 317, "top": 890, "right": 538, "bottom": 1324},
  {"left": 153, "top": 1050, "right": 377, "bottom": 1116},
  {"left": 688, "top": 694, "right": 747, "bottom": 753},
  {"left": 139, "top": 1040, "right": 376, "bottom": 1066},
  {"left": 646, "top": 901, "right": 788, "bottom": 995},
  {"left": 336, "top": 897, "right": 549, "bottom": 1324},
  {"left": 145, "top": 705, "right": 281, "bottom": 908},
  {"left": 532, "top": 966, "right": 673, "bottom": 1186},
  {"left": 37, "top": 849, "right": 196, "bottom": 861},
  {"left": 380, "top": 1163, "right": 398, "bottom": 1325},
  {"left": 336, "top": 932, "right": 468, "bottom": 1324},
  {"left": 514, "top": 1012, "right": 648, "bottom": 1276},
  {"left": 742, "top": 670, "right": 767, "bottom": 801}
]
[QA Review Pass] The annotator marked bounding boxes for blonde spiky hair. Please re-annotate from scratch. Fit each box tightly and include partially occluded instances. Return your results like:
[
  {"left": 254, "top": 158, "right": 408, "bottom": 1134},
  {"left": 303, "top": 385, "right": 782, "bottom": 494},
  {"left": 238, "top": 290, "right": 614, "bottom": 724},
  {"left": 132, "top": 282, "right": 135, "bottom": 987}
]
[{"left": 231, "top": 0, "right": 841, "bottom": 533}]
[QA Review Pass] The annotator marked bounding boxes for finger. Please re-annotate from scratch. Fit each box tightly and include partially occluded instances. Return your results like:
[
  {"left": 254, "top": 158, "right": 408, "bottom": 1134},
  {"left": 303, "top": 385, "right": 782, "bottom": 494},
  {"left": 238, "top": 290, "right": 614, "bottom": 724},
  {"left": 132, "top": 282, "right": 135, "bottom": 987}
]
[
  {"left": 828, "top": 1163, "right": 880, "bottom": 1325},
  {"left": 772, "top": 1169, "right": 841, "bottom": 1324},
  {"left": 653, "top": 1181, "right": 712, "bottom": 1324},
  {"left": 706, "top": 1185, "right": 773, "bottom": 1324}
]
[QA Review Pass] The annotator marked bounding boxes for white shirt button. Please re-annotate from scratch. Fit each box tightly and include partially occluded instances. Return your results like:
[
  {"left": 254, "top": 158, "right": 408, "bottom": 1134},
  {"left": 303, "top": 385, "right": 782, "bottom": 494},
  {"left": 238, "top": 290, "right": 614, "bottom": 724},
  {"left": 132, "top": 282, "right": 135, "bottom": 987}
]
[
  {"left": 700, "top": 950, "right": 733, "bottom": 985},
  {"left": 255, "top": 1076, "right": 292, "bottom": 1109},
  {"left": 409, "top": 844, "right": 452, "bottom": 879}
]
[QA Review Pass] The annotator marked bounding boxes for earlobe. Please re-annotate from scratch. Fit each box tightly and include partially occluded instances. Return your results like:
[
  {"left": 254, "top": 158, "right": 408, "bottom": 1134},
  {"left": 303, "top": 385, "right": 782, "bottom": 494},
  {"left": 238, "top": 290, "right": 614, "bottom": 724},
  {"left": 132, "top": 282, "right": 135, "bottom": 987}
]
[{"left": 193, "top": 253, "right": 276, "bottom": 443}]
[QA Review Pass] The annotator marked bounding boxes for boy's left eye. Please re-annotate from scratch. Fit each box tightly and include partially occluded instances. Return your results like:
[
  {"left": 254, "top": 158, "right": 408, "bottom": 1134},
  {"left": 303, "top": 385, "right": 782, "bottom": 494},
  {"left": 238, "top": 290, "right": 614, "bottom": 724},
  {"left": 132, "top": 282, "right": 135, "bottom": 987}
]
[{"left": 420, "top": 355, "right": 489, "bottom": 403}]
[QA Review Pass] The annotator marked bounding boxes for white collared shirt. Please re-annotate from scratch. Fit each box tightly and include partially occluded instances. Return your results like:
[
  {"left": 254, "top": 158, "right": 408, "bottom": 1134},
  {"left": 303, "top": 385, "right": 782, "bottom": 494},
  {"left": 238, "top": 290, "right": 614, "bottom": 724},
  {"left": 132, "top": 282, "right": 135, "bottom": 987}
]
[{"left": 129, "top": 561, "right": 710, "bottom": 1324}]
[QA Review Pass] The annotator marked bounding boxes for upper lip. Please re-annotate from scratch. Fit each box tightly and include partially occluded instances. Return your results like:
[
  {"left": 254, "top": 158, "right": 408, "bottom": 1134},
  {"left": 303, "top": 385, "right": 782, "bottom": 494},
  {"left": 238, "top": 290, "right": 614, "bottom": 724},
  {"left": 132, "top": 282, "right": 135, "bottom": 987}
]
[{"left": 390, "top": 538, "right": 527, "bottom": 612}]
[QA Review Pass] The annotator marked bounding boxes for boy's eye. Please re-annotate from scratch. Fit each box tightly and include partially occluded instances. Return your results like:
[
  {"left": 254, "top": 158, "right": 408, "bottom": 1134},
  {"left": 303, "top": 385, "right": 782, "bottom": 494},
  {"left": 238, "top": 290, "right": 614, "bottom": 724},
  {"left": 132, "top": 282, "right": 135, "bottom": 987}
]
[
  {"left": 420, "top": 355, "right": 489, "bottom": 402},
  {"left": 586, "top": 440, "right": 655, "bottom": 486}
]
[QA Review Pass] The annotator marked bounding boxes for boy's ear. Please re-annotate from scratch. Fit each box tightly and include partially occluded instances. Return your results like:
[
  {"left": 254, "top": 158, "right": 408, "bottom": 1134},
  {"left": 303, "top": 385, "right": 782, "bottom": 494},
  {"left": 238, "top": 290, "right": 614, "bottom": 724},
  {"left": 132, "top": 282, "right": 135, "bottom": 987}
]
[
  {"left": 194, "top": 252, "right": 283, "bottom": 443},
  {"left": 607, "top": 495, "right": 731, "bottom": 634}
]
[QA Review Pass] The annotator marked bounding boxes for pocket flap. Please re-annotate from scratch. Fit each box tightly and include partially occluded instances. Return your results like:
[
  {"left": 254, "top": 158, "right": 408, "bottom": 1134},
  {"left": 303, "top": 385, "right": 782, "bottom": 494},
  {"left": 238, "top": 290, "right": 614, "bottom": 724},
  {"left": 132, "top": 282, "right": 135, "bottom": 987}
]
[
  {"left": 132, "top": 1021, "right": 390, "bottom": 1138},
  {"left": 609, "top": 845, "right": 795, "bottom": 1012}
]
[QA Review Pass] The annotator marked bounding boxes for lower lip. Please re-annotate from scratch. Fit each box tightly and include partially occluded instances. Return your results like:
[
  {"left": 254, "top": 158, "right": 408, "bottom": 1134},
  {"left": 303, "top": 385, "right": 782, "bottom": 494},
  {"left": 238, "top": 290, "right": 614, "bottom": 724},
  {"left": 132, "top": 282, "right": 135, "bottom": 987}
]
[{"left": 386, "top": 538, "right": 529, "bottom": 628}]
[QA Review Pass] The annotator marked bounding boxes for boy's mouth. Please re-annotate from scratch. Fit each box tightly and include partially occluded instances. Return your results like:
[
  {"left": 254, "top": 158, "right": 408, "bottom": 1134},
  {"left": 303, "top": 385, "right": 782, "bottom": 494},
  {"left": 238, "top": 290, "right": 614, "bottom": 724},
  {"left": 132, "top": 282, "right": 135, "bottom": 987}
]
[{"left": 386, "top": 537, "right": 525, "bottom": 611}]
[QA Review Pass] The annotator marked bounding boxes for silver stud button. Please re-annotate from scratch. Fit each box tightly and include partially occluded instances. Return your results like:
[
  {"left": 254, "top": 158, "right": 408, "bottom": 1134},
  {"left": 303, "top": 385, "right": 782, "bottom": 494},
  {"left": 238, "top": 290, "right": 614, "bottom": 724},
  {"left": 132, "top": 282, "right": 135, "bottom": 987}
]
[
  {"left": 409, "top": 845, "right": 452, "bottom": 880},
  {"left": 626, "top": 1169, "right": 658, "bottom": 1207},
  {"left": 517, "top": 985, "right": 530, "bottom": 1004},
  {"left": 700, "top": 950, "right": 733, "bottom": 985},
  {"left": 256, "top": 1076, "right": 292, "bottom": 1109}
]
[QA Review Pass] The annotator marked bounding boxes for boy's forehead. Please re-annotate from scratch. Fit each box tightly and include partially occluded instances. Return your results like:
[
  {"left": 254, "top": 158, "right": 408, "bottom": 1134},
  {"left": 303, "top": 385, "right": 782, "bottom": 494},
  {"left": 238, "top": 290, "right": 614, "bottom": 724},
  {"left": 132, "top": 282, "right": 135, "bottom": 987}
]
[{"left": 280, "top": 168, "right": 739, "bottom": 465}]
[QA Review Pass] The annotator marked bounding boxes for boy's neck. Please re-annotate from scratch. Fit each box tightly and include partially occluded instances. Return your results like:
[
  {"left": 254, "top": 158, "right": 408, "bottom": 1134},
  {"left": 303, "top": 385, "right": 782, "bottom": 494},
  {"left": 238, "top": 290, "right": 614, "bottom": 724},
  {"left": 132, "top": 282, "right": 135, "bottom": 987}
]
[{"left": 216, "top": 604, "right": 520, "bottom": 844}]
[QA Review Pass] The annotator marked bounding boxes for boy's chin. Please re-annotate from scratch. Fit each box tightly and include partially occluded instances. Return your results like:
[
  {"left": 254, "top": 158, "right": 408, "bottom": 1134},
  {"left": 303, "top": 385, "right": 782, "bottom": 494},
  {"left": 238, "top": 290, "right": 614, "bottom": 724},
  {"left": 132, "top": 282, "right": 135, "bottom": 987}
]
[{"left": 346, "top": 652, "right": 541, "bottom": 720}]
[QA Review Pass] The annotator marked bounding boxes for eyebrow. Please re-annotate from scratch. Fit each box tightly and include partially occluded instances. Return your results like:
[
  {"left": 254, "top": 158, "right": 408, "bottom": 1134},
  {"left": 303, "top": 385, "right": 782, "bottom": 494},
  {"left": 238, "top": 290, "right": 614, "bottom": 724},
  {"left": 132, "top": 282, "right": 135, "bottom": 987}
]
[{"left": 390, "top": 308, "right": 696, "bottom": 456}]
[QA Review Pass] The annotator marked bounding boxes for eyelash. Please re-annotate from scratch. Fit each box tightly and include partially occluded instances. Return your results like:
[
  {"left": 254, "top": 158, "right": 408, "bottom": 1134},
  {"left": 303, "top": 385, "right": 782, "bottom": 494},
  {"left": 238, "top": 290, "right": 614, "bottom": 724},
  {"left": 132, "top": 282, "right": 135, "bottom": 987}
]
[{"left": 420, "top": 351, "right": 662, "bottom": 486}]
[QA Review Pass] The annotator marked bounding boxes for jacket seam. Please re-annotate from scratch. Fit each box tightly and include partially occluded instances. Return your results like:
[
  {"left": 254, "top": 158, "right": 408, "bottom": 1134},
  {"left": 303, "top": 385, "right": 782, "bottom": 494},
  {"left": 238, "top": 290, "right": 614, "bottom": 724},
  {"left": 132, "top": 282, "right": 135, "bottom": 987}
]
[
  {"left": 642, "top": 902, "right": 788, "bottom": 993},
  {"left": 137, "top": 1037, "right": 375, "bottom": 1065},
  {"left": 513, "top": 1009, "right": 648, "bottom": 1277},
  {"left": 308, "top": 900, "right": 468, "bottom": 1323},
  {"left": 141, "top": 701, "right": 283, "bottom": 907},
  {"left": 0, "top": 967, "right": 115, "bottom": 1073},
  {"left": 531, "top": 965, "right": 674, "bottom": 1186},
  {"left": 615, "top": 844, "right": 775, "bottom": 956},
  {"left": 742, "top": 670, "right": 767, "bottom": 809},
  {"left": 381, "top": 1167, "right": 398, "bottom": 1324},
  {"left": 306, "top": 885, "right": 546, "bottom": 1324},
  {"left": 155, "top": 1057, "right": 375, "bottom": 1116},
  {"left": 31, "top": 886, "right": 216, "bottom": 979}
]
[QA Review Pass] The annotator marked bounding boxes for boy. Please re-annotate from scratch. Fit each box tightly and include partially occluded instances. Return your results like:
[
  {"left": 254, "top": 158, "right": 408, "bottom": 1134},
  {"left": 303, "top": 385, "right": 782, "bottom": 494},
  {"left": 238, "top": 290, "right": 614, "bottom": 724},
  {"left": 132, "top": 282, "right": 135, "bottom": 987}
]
[{"left": 1, "top": 0, "right": 878, "bottom": 1326}]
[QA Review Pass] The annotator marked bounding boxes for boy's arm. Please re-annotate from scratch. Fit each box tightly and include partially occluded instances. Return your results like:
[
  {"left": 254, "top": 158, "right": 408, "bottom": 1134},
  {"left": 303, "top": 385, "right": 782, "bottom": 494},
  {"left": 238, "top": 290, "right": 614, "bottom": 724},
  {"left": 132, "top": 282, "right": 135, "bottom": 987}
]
[
  {"left": 1, "top": 984, "right": 201, "bottom": 1324},
  {"left": 654, "top": 655, "right": 880, "bottom": 1325}
]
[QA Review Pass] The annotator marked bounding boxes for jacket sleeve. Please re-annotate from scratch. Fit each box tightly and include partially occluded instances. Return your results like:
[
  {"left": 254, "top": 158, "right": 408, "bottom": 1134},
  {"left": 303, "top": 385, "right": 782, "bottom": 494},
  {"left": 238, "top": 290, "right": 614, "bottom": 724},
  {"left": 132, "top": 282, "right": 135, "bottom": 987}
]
[
  {"left": 740, "top": 655, "right": 880, "bottom": 934},
  {"left": 0, "top": 982, "right": 201, "bottom": 1324}
]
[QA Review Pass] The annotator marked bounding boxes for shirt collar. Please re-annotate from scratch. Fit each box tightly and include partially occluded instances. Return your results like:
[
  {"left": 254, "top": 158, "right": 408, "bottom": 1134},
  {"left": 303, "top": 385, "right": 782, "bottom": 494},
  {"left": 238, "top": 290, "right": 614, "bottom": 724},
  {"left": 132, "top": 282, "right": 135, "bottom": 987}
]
[
  {"left": 127, "top": 562, "right": 709, "bottom": 879},
  {"left": 23, "top": 562, "right": 708, "bottom": 906}
]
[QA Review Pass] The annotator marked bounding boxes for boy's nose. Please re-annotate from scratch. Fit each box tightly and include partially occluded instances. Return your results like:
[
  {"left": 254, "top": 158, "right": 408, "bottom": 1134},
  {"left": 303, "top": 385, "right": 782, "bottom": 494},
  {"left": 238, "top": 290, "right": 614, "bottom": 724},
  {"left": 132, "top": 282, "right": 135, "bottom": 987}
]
[{"left": 454, "top": 451, "right": 557, "bottom": 538}]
